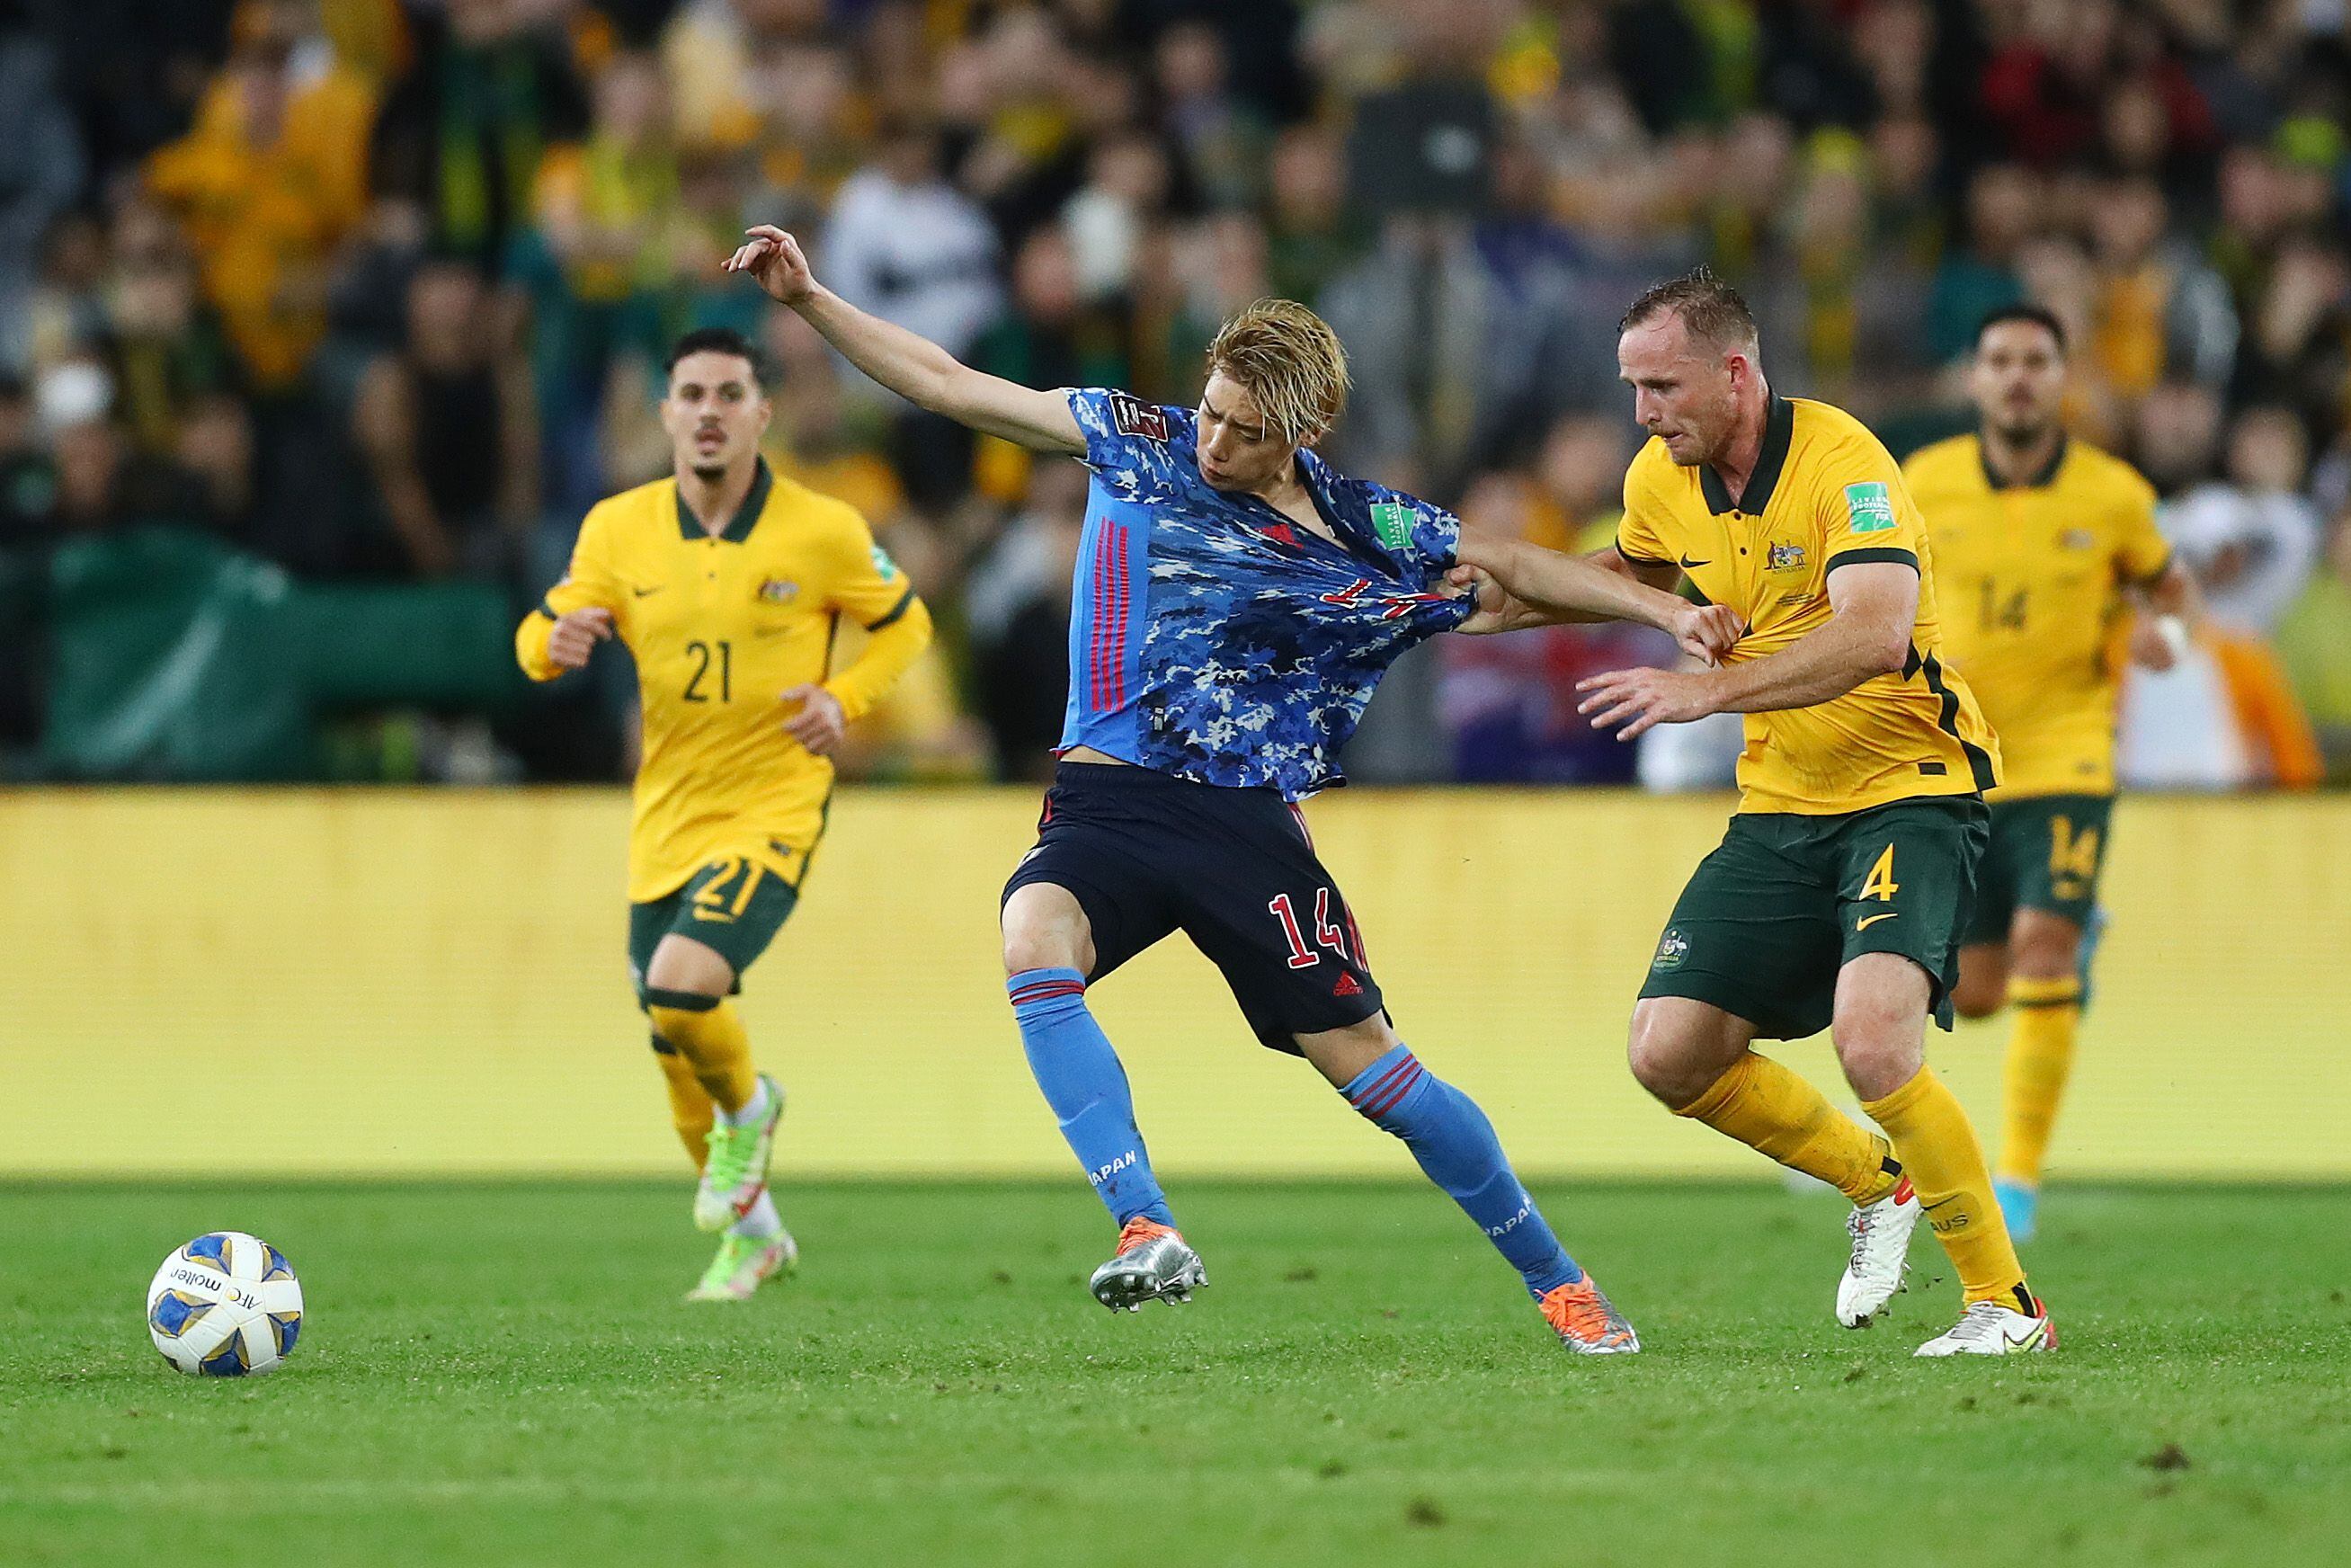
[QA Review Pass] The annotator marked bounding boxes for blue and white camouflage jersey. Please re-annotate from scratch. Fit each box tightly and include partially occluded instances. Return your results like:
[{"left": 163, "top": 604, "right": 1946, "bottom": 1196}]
[{"left": 1060, "top": 387, "right": 1474, "bottom": 798}]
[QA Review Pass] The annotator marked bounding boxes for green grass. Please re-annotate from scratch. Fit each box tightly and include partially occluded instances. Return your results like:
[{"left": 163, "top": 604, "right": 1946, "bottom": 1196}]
[{"left": 4, "top": 1180, "right": 2347, "bottom": 1566}]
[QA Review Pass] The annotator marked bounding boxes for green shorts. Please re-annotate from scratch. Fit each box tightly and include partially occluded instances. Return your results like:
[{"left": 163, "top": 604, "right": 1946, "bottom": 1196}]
[
  {"left": 628, "top": 854, "right": 802, "bottom": 1005},
  {"left": 1962, "top": 793, "right": 2113, "bottom": 945},
  {"left": 1640, "top": 796, "right": 1990, "bottom": 1039}
]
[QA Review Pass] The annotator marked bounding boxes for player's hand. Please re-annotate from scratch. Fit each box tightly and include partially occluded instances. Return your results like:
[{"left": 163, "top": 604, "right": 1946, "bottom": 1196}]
[
  {"left": 547, "top": 606, "right": 614, "bottom": 671},
  {"left": 780, "top": 683, "right": 847, "bottom": 755},
  {"left": 1575, "top": 664, "right": 1717, "bottom": 742},
  {"left": 1670, "top": 601, "right": 1744, "bottom": 664},
  {"left": 1446, "top": 565, "right": 1524, "bottom": 635},
  {"left": 2129, "top": 614, "right": 2183, "bottom": 672},
  {"left": 722, "top": 225, "right": 817, "bottom": 305}
]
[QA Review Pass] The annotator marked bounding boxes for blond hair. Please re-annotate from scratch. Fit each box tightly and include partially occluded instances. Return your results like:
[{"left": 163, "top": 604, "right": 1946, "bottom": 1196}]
[{"left": 1205, "top": 298, "right": 1350, "bottom": 444}]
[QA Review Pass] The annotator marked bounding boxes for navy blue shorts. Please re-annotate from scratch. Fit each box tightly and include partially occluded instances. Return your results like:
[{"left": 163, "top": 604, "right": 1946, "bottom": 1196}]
[{"left": 1002, "top": 762, "right": 1387, "bottom": 1052}]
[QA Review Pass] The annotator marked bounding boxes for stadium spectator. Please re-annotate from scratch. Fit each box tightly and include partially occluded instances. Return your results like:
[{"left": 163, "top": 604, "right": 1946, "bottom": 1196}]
[
  {"left": 145, "top": 0, "right": 379, "bottom": 393},
  {"left": 0, "top": 9, "right": 86, "bottom": 373},
  {"left": 2165, "top": 405, "right": 2323, "bottom": 636},
  {"left": 370, "top": 0, "right": 588, "bottom": 266},
  {"left": 352, "top": 256, "right": 539, "bottom": 580},
  {"left": 964, "top": 456, "right": 1085, "bottom": 783},
  {"left": 3, "top": 0, "right": 2345, "bottom": 786}
]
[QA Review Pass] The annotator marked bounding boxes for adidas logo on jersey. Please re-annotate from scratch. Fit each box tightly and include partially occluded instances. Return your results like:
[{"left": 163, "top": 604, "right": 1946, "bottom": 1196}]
[{"left": 1332, "top": 972, "right": 1363, "bottom": 997}]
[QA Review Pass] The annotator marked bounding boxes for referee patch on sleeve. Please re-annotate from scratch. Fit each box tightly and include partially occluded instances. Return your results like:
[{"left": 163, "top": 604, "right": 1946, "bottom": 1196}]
[{"left": 1109, "top": 393, "right": 1168, "bottom": 442}]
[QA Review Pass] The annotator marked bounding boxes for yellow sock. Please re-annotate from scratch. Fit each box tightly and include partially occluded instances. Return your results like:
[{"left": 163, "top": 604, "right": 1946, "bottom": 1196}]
[
  {"left": 1677, "top": 1052, "right": 1901, "bottom": 1204},
  {"left": 651, "top": 1038, "right": 715, "bottom": 1169},
  {"left": 645, "top": 991, "right": 757, "bottom": 1114},
  {"left": 1999, "top": 976, "right": 2082, "bottom": 1187},
  {"left": 1862, "top": 1065, "right": 2026, "bottom": 1305}
]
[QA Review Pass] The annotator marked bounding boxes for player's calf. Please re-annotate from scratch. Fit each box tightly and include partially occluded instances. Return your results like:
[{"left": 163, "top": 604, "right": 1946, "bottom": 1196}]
[{"left": 1327, "top": 1038, "right": 1629, "bottom": 1348}]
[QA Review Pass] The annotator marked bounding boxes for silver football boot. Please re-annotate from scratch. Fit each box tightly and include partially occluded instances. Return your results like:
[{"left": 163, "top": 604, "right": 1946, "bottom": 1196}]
[{"left": 1089, "top": 1217, "right": 1207, "bottom": 1312}]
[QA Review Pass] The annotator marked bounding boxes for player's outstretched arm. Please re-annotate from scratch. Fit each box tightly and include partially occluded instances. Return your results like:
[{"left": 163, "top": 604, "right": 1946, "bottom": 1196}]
[
  {"left": 723, "top": 226, "right": 1084, "bottom": 457},
  {"left": 1576, "top": 560, "right": 1913, "bottom": 741},
  {"left": 1453, "top": 531, "right": 1741, "bottom": 663}
]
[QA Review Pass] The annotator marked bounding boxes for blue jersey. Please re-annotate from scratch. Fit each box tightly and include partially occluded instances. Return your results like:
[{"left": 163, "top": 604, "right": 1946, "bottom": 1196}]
[{"left": 1060, "top": 388, "right": 1473, "bottom": 797}]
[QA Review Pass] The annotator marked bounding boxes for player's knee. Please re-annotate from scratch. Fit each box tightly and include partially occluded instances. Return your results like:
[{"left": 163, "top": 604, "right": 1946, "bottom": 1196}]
[
  {"left": 1948, "top": 973, "right": 2004, "bottom": 1020},
  {"left": 1626, "top": 1011, "right": 1709, "bottom": 1108},
  {"left": 2008, "top": 915, "right": 2080, "bottom": 982},
  {"left": 644, "top": 934, "right": 734, "bottom": 1000},
  {"left": 1001, "top": 884, "right": 1094, "bottom": 977}
]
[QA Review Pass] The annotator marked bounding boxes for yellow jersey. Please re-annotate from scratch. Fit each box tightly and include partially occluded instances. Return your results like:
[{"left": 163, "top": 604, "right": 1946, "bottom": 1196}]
[
  {"left": 517, "top": 461, "right": 932, "bottom": 902},
  {"left": 1618, "top": 396, "right": 2001, "bottom": 815},
  {"left": 1904, "top": 434, "right": 2168, "bottom": 799}
]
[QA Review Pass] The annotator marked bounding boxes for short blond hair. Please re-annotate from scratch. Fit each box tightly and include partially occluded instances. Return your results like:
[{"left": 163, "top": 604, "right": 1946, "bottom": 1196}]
[{"left": 1205, "top": 298, "right": 1350, "bottom": 444}]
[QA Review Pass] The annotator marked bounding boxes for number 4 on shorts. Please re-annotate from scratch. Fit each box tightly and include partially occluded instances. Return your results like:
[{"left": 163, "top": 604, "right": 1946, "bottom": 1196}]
[{"left": 1860, "top": 844, "right": 1899, "bottom": 903}]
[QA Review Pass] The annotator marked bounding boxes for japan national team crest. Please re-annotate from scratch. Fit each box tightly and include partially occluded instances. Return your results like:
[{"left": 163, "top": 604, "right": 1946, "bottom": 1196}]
[
  {"left": 757, "top": 577, "right": 798, "bottom": 603},
  {"left": 1767, "top": 542, "right": 1807, "bottom": 574},
  {"left": 1106, "top": 392, "right": 1168, "bottom": 441}
]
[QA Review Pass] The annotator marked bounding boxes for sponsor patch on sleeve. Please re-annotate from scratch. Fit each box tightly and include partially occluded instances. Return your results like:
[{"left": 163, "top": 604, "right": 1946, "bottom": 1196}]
[
  {"left": 1843, "top": 481, "right": 1896, "bottom": 533},
  {"left": 868, "top": 543, "right": 901, "bottom": 581},
  {"left": 1368, "top": 501, "right": 1414, "bottom": 550},
  {"left": 1108, "top": 392, "right": 1169, "bottom": 442}
]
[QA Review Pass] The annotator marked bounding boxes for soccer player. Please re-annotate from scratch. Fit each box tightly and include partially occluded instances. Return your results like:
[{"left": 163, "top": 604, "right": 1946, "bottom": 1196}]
[
  {"left": 516, "top": 327, "right": 933, "bottom": 1301},
  {"left": 725, "top": 225, "right": 1740, "bottom": 1354},
  {"left": 1465, "top": 271, "right": 2052, "bottom": 1355},
  {"left": 1904, "top": 304, "right": 2195, "bottom": 1243}
]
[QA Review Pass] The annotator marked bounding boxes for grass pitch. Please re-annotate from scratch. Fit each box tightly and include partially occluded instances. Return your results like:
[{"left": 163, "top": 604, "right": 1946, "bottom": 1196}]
[{"left": 4, "top": 1180, "right": 2346, "bottom": 1566}]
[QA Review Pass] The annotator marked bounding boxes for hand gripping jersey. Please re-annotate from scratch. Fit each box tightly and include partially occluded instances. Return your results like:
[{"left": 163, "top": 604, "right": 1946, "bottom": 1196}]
[{"left": 1061, "top": 388, "right": 1472, "bottom": 797}]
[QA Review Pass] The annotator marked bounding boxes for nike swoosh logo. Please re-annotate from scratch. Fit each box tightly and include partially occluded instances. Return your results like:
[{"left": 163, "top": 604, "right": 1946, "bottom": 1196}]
[
  {"left": 1679, "top": 555, "right": 1711, "bottom": 568},
  {"left": 1920, "top": 1195, "right": 1960, "bottom": 1211},
  {"left": 1857, "top": 911, "right": 1900, "bottom": 930},
  {"left": 631, "top": 585, "right": 663, "bottom": 598}
]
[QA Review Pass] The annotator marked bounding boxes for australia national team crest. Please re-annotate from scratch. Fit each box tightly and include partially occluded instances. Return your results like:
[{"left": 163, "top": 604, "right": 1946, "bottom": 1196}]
[
  {"left": 757, "top": 577, "right": 798, "bottom": 603},
  {"left": 1652, "top": 928, "right": 1689, "bottom": 972},
  {"left": 1767, "top": 542, "right": 1807, "bottom": 574}
]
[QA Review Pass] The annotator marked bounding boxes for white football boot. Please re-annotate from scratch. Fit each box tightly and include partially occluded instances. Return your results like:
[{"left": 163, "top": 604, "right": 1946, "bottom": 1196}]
[
  {"left": 1089, "top": 1217, "right": 1207, "bottom": 1311},
  {"left": 1914, "top": 1288, "right": 2056, "bottom": 1357},
  {"left": 1836, "top": 1177, "right": 1919, "bottom": 1327}
]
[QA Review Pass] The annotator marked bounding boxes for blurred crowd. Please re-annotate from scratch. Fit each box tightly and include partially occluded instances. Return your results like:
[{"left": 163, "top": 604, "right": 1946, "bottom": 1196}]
[{"left": 2, "top": 0, "right": 2348, "bottom": 785}]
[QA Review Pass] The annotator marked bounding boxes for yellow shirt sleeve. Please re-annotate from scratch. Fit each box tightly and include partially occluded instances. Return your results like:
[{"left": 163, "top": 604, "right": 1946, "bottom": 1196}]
[
  {"left": 1615, "top": 450, "right": 1676, "bottom": 566},
  {"left": 516, "top": 505, "right": 628, "bottom": 682},
  {"left": 2112, "top": 469, "right": 2170, "bottom": 584},
  {"left": 818, "top": 509, "right": 932, "bottom": 722},
  {"left": 1818, "top": 444, "right": 1925, "bottom": 576}
]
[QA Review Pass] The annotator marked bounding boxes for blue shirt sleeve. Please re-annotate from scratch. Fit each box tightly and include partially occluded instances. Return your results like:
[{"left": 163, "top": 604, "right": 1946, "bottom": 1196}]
[
  {"left": 1064, "top": 388, "right": 1186, "bottom": 477},
  {"left": 1355, "top": 481, "right": 1463, "bottom": 576}
]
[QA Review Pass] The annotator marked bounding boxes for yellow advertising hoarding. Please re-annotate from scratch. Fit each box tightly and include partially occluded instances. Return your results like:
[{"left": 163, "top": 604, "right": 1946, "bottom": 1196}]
[{"left": 2, "top": 788, "right": 2344, "bottom": 1177}]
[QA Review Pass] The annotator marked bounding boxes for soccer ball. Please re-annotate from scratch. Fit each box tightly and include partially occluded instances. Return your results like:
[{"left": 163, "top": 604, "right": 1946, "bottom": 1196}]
[{"left": 146, "top": 1232, "right": 304, "bottom": 1377}]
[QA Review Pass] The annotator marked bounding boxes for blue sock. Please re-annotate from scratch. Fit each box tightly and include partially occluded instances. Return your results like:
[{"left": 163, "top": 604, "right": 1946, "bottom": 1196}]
[
  {"left": 1341, "top": 1045, "right": 1581, "bottom": 1299},
  {"left": 1008, "top": 968, "right": 1174, "bottom": 1228}
]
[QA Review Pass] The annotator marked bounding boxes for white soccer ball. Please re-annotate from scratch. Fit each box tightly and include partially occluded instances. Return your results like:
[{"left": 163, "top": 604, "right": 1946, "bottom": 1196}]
[{"left": 146, "top": 1232, "right": 304, "bottom": 1377}]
